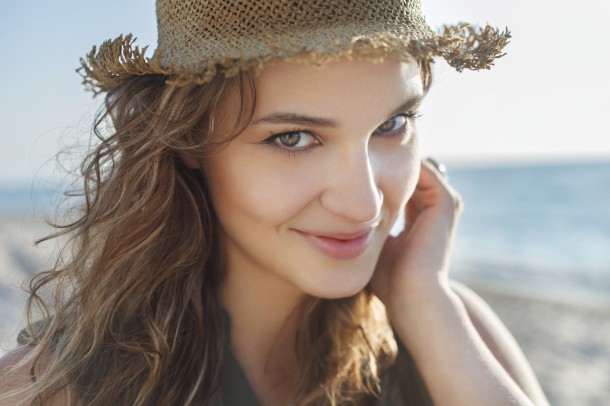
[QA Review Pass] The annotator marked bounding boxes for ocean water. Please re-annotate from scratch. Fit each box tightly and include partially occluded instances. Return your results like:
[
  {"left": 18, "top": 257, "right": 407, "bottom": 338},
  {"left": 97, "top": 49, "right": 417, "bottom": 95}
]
[
  {"left": 1, "top": 161, "right": 609, "bottom": 305},
  {"left": 448, "top": 161, "right": 610, "bottom": 306}
]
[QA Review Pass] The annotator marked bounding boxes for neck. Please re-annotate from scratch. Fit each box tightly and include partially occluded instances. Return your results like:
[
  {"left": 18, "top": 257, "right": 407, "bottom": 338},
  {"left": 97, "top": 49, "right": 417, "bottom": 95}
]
[
  {"left": 220, "top": 270, "right": 305, "bottom": 363},
  {"left": 218, "top": 251, "right": 307, "bottom": 404}
]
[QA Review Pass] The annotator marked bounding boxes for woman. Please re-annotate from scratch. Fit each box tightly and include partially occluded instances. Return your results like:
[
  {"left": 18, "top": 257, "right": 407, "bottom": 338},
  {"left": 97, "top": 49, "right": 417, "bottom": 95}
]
[{"left": 0, "top": 0, "right": 549, "bottom": 405}]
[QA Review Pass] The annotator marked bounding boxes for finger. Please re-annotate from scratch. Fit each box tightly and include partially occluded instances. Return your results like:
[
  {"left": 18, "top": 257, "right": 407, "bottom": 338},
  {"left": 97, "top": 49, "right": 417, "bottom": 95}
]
[
  {"left": 407, "top": 159, "right": 463, "bottom": 222},
  {"left": 424, "top": 157, "right": 448, "bottom": 180},
  {"left": 403, "top": 159, "right": 457, "bottom": 236},
  {"left": 409, "top": 161, "right": 449, "bottom": 209},
  {"left": 420, "top": 158, "right": 449, "bottom": 189}
]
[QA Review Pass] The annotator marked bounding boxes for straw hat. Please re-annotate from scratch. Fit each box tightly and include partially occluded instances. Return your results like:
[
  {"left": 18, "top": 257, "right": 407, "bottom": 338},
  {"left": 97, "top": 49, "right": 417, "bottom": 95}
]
[{"left": 78, "top": 0, "right": 510, "bottom": 94}]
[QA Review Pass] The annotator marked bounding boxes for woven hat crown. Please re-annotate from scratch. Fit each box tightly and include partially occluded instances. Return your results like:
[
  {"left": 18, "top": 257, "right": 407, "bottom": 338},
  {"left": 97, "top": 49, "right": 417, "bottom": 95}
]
[
  {"left": 79, "top": 0, "right": 510, "bottom": 93},
  {"left": 156, "top": 0, "right": 434, "bottom": 69}
]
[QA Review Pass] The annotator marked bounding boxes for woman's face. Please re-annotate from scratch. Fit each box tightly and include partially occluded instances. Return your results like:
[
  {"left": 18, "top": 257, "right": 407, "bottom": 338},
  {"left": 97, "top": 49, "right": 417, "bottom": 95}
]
[{"left": 202, "top": 58, "right": 424, "bottom": 299}]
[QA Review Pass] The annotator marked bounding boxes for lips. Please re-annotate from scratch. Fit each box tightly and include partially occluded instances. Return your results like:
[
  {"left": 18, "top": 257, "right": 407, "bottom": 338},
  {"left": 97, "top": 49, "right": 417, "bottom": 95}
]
[{"left": 296, "top": 229, "right": 373, "bottom": 260}]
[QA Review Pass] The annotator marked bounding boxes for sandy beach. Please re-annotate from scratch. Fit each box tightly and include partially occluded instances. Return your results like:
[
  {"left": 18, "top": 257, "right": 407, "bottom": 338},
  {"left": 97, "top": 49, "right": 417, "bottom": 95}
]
[
  {"left": 0, "top": 216, "right": 57, "bottom": 356},
  {"left": 1, "top": 216, "right": 609, "bottom": 405},
  {"left": 474, "top": 288, "right": 610, "bottom": 406}
]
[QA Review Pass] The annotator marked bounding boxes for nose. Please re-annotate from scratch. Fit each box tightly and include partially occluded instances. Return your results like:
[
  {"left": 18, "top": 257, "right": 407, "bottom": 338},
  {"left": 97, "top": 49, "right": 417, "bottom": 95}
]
[{"left": 320, "top": 146, "right": 383, "bottom": 224}]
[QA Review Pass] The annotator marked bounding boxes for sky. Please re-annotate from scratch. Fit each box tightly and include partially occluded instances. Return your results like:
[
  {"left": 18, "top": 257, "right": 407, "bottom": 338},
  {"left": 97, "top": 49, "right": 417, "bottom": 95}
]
[{"left": 1, "top": 0, "right": 609, "bottom": 185}]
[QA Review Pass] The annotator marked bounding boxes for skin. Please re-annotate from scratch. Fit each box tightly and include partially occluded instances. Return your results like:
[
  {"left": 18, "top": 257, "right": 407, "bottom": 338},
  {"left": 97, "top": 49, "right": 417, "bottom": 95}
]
[
  {"left": 202, "top": 59, "right": 423, "bottom": 403},
  {"left": 0, "top": 58, "right": 549, "bottom": 406},
  {"left": 198, "top": 58, "right": 549, "bottom": 405}
]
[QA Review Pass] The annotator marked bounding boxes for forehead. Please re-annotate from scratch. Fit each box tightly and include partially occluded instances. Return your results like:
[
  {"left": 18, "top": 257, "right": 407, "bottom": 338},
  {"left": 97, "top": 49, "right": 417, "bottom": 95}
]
[{"left": 251, "top": 58, "right": 423, "bottom": 121}]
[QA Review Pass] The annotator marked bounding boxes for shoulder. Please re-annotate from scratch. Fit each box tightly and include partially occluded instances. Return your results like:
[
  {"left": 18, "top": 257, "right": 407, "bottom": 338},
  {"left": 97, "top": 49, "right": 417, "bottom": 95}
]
[
  {"left": 0, "top": 346, "right": 67, "bottom": 405},
  {"left": 449, "top": 280, "right": 519, "bottom": 359},
  {"left": 449, "top": 280, "right": 549, "bottom": 406},
  {"left": 0, "top": 345, "right": 36, "bottom": 400}
]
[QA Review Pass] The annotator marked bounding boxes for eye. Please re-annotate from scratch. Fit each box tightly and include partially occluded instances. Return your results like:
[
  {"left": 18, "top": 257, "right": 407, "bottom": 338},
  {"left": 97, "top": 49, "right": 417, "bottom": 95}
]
[
  {"left": 375, "top": 113, "right": 415, "bottom": 134},
  {"left": 265, "top": 130, "right": 320, "bottom": 152}
]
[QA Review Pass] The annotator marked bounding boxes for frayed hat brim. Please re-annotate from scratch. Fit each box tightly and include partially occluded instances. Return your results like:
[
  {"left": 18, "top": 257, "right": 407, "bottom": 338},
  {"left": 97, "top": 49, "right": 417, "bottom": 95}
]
[{"left": 78, "top": 24, "right": 510, "bottom": 95}]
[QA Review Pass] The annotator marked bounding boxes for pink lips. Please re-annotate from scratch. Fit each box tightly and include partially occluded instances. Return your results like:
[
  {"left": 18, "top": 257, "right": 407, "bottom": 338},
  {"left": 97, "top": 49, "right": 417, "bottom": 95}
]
[{"left": 296, "top": 230, "right": 373, "bottom": 260}]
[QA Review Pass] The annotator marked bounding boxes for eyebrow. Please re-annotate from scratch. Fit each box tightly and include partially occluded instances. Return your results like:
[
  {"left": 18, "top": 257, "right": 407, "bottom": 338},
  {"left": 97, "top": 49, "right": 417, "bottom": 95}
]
[
  {"left": 251, "top": 95, "right": 424, "bottom": 128},
  {"left": 252, "top": 112, "right": 338, "bottom": 128},
  {"left": 388, "top": 95, "right": 424, "bottom": 118}
]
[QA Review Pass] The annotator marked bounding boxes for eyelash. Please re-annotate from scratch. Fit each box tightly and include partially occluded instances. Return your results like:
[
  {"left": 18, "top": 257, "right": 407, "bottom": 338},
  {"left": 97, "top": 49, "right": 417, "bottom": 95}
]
[
  {"left": 263, "top": 112, "right": 421, "bottom": 156},
  {"left": 375, "top": 112, "right": 421, "bottom": 136}
]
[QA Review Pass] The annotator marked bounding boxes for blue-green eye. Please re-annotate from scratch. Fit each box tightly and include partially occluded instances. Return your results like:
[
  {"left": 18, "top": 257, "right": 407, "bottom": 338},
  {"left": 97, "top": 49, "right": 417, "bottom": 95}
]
[
  {"left": 266, "top": 130, "right": 320, "bottom": 151},
  {"left": 375, "top": 113, "right": 418, "bottom": 133}
]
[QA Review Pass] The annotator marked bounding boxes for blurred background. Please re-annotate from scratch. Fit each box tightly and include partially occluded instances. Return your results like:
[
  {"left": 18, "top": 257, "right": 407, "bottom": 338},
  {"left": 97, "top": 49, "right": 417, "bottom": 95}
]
[{"left": 1, "top": 1, "right": 609, "bottom": 404}]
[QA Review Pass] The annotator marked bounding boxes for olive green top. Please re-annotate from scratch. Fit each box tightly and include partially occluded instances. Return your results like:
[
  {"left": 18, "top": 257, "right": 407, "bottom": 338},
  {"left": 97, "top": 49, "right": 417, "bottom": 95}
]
[
  {"left": 19, "top": 315, "right": 433, "bottom": 405},
  {"left": 217, "top": 342, "right": 434, "bottom": 406},
  {"left": 218, "top": 334, "right": 262, "bottom": 406},
  {"left": 216, "top": 312, "right": 434, "bottom": 406}
]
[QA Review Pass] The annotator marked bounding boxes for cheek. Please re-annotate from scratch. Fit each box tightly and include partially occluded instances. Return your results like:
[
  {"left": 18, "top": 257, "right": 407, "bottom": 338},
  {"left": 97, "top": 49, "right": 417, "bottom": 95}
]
[
  {"left": 376, "top": 138, "right": 420, "bottom": 215},
  {"left": 204, "top": 149, "right": 319, "bottom": 226}
]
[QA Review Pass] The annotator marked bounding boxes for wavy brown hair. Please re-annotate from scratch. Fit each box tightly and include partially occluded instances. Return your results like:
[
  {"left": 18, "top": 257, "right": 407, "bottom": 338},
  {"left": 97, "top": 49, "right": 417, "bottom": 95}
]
[{"left": 3, "top": 58, "right": 433, "bottom": 405}]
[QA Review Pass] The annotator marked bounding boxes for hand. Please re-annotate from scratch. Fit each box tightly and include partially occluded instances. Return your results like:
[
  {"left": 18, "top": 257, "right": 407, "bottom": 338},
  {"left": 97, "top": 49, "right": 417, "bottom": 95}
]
[
  {"left": 371, "top": 160, "right": 541, "bottom": 406},
  {"left": 370, "top": 158, "right": 463, "bottom": 311}
]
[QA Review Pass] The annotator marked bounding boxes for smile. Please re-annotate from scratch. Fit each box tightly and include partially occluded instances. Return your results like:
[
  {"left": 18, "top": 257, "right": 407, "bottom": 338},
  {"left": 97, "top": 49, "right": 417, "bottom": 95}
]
[{"left": 296, "top": 230, "right": 373, "bottom": 260}]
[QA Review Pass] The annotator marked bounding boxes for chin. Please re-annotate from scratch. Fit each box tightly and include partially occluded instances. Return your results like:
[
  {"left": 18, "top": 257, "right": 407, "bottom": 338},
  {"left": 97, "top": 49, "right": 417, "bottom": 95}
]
[{"left": 300, "top": 268, "right": 374, "bottom": 300}]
